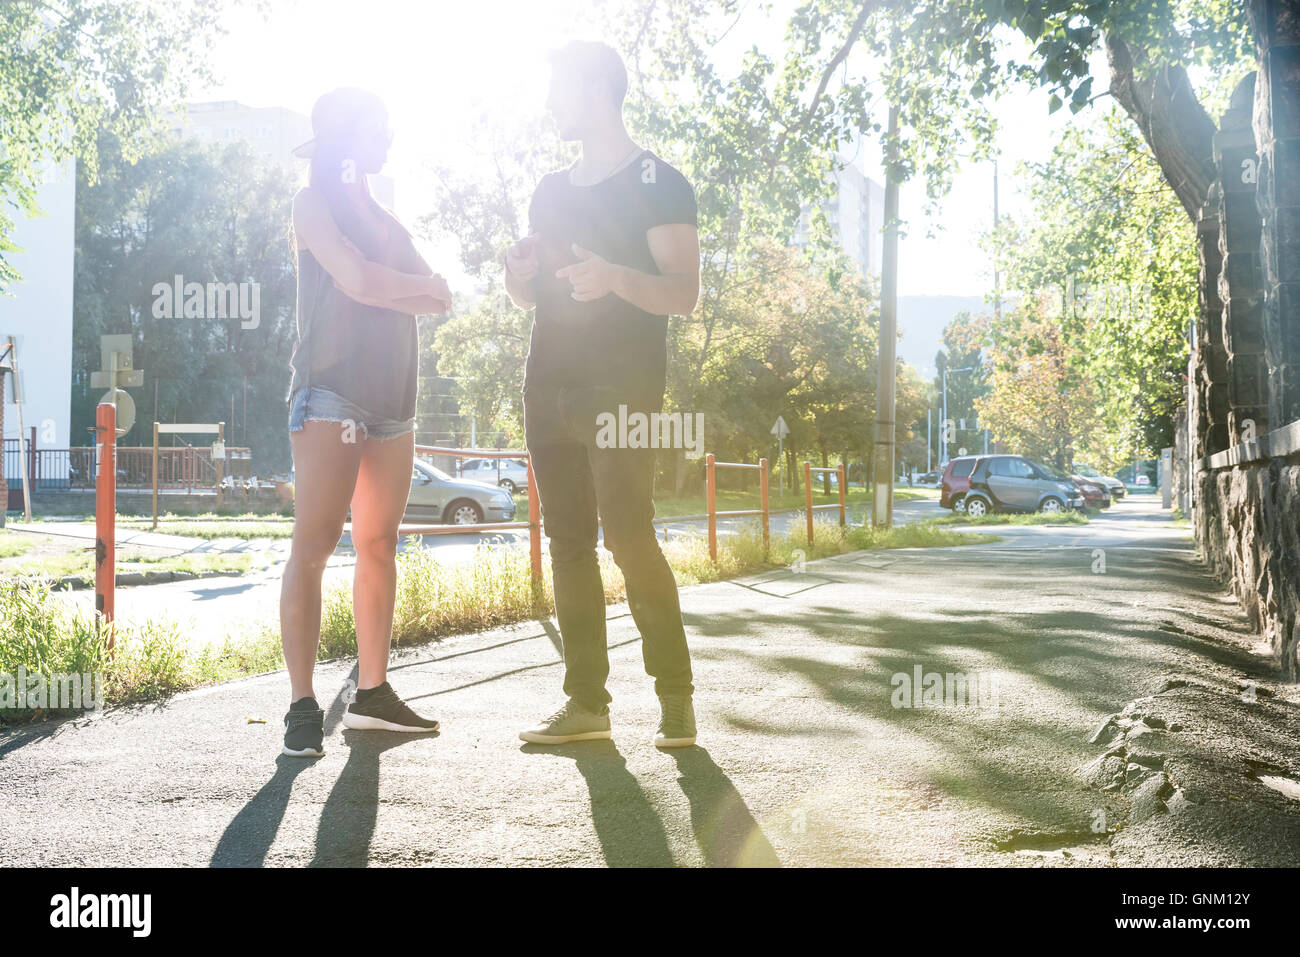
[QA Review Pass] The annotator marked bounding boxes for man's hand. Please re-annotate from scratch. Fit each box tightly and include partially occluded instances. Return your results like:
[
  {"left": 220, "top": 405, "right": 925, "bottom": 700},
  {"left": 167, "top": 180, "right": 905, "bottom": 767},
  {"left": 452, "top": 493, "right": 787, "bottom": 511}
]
[
  {"left": 556, "top": 244, "right": 619, "bottom": 302},
  {"left": 505, "top": 234, "right": 540, "bottom": 282}
]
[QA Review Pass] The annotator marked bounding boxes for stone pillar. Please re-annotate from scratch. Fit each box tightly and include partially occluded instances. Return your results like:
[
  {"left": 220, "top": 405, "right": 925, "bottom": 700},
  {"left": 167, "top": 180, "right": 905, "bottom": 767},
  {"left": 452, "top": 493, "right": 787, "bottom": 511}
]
[
  {"left": 1252, "top": 0, "right": 1300, "bottom": 427},
  {"left": 1216, "top": 73, "right": 1270, "bottom": 444},
  {"left": 1196, "top": 189, "right": 1230, "bottom": 459}
]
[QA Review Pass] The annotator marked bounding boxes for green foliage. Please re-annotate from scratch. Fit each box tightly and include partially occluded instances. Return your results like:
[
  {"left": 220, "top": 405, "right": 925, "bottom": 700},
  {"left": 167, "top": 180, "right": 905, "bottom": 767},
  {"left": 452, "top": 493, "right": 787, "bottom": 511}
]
[
  {"left": 73, "top": 135, "right": 298, "bottom": 472},
  {"left": 0, "top": 0, "right": 230, "bottom": 285},
  {"left": 992, "top": 108, "right": 1197, "bottom": 465}
]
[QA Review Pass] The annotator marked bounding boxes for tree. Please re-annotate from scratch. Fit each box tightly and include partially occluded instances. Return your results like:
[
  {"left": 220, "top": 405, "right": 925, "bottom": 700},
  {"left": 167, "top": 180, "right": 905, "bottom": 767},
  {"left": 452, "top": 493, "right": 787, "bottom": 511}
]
[
  {"left": 1, "top": 0, "right": 229, "bottom": 287},
  {"left": 976, "top": 302, "right": 1101, "bottom": 468},
  {"left": 994, "top": 107, "right": 1198, "bottom": 465},
  {"left": 73, "top": 136, "right": 298, "bottom": 471}
]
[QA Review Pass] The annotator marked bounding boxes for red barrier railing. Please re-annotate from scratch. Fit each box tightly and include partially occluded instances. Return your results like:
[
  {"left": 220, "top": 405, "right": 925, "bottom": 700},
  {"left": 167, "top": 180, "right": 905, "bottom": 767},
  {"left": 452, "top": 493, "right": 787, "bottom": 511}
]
[
  {"left": 406, "top": 445, "right": 543, "bottom": 598},
  {"left": 803, "top": 461, "right": 846, "bottom": 544},
  {"left": 704, "top": 454, "right": 769, "bottom": 562}
]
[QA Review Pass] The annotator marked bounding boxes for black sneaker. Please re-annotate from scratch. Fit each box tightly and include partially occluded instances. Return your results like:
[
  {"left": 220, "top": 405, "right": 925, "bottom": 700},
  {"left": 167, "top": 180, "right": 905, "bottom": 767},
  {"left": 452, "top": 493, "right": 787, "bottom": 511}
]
[
  {"left": 342, "top": 681, "right": 440, "bottom": 733},
  {"left": 283, "top": 697, "right": 325, "bottom": 757}
]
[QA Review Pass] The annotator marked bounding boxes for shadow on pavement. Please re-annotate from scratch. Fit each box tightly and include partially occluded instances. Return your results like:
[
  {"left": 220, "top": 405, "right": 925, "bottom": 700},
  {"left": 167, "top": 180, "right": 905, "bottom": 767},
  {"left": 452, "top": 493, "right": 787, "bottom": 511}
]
[
  {"left": 521, "top": 739, "right": 675, "bottom": 867},
  {"left": 667, "top": 746, "right": 781, "bottom": 867},
  {"left": 311, "top": 728, "right": 438, "bottom": 867},
  {"left": 210, "top": 755, "right": 315, "bottom": 867}
]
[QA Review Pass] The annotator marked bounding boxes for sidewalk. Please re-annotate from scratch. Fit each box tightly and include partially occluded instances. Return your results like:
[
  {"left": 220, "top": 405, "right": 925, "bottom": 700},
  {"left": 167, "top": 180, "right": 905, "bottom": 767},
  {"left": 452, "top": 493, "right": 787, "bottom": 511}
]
[{"left": 2, "top": 504, "right": 1297, "bottom": 866}]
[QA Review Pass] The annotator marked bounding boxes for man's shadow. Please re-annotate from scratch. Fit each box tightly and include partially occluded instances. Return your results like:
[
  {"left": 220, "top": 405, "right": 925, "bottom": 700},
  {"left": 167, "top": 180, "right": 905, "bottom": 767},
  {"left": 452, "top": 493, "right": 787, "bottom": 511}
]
[
  {"left": 667, "top": 747, "right": 781, "bottom": 868},
  {"left": 521, "top": 739, "right": 675, "bottom": 868}
]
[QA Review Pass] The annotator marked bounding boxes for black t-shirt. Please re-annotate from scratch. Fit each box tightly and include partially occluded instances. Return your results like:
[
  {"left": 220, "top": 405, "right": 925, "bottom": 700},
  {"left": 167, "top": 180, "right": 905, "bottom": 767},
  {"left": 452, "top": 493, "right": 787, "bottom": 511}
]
[{"left": 524, "top": 149, "right": 697, "bottom": 398}]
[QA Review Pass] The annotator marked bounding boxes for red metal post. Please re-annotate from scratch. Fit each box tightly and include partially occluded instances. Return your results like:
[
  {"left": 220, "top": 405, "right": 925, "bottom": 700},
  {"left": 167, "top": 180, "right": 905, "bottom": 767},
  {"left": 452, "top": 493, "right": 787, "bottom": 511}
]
[
  {"left": 759, "top": 457, "right": 770, "bottom": 554},
  {"left": 804, "top": 460, "right": 814, "bottom": 545},
  {"left": 838, "top": 464, "right": 847, "bottom": 527},
  {"left": 95, "top": 402, "right": 116, "bottom": 647},
  {"left": 526, "top": 454, "right": 543, "bottom": 603},
  {"left": 706, "top": 453, "right": 717, "bottom": 562}
]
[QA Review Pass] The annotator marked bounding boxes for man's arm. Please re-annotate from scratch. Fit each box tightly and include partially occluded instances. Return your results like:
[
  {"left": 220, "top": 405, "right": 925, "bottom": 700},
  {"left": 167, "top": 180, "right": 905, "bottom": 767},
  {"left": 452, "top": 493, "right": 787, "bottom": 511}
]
[
  {"left": 504, "top": 234, "right": 540, "bottom": 309},
  {"left": 557, "top": 223, "right": 700, "bottom": 315}
]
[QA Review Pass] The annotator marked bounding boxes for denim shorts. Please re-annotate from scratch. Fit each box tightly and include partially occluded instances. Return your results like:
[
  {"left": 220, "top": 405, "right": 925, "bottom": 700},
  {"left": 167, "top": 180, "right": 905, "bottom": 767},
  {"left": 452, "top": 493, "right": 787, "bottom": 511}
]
[{"left": 288, "top": 387, "right": 415, "bottom": 441}]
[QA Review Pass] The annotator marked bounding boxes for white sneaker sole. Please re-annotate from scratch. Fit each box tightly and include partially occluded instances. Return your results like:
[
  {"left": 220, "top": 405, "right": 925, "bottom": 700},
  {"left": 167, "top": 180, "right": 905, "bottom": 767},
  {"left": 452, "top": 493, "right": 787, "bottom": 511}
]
[
  {"left": 281, "top": 744, "right": 324, "bottom": 758},
  {"left": 654, "top": 734, "right": 697, "bottom": 749},
  {"left": 518, "top": 728, "right": 612, "bottom": 744},
  {"left": 342, "top": 711, "right": 439, "bottom": 733}
]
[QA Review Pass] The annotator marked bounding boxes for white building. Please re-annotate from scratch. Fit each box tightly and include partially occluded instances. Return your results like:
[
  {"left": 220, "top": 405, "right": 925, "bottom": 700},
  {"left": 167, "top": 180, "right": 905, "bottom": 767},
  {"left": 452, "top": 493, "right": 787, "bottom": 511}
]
[
  {"left": 169, "top": 100, "right": 395, "bottom": 208},
  {"left": 2, "top": 162, "right": 76, "bottom": 489},
  {"left": 795, "top": 145, "right": 885, "bottom": 279}
]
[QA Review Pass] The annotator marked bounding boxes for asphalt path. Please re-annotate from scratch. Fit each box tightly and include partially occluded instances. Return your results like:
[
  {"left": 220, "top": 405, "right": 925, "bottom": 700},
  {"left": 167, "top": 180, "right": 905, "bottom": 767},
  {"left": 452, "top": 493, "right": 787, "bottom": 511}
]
[{"left": 4, "top": 497, "right": 1297, "bottom": 866}]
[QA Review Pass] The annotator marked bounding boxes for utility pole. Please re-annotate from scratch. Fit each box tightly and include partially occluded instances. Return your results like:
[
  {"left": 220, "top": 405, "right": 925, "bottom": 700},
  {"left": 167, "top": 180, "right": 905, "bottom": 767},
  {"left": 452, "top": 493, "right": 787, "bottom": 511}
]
[
  {"left": 872, "top": 104, "right": 900, "bottom": 528},
  {"left": 993, "top": 158, "right": 1002, "bottom": 325}
]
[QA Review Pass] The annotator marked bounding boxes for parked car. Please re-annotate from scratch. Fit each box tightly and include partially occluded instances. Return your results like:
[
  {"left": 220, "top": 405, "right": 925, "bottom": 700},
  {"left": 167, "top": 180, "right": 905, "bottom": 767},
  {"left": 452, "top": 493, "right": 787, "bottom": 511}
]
[
  {"left": 916, "top": 470, "right": 942, "bottom": 486},
  {"left": 458, "top": 456, "right": 529, "bottom": 493},
  {"left": 940, "top": 455, "right": 980, "bottom": 511},
  {"left": 962, "top": 454, "right": 1086, "bottom": 517},
  {"left": 1073, "top": 463, "right": 1126, "bottom": 499},
  {"left": 405, "top": 459, "right": 517, "bottom": 525},
  {"left": 1069, "top": 473, "right": 1111, "bottom": 509}
]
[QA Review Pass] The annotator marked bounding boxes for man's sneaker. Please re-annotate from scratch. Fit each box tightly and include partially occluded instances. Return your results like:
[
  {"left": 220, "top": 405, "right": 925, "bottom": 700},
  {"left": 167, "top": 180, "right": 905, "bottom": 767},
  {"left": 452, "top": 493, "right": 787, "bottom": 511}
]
[
  {"left": 342, "top": 681, "right": 440, "bottom": 733},
  {"left": 519, "top": 699, "right": 612, "bottom": 744},
  {"left": 655, "top": 694, "right": 697, "bottom": 748},
  {"left": 283, "top": 697, "right": 325, "bottom": 757}
]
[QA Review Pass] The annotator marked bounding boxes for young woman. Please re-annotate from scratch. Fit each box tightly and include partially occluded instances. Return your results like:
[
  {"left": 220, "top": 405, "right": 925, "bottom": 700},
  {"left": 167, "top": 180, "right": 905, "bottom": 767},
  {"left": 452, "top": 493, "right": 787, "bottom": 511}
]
[{"left": 280, "top": 87, "right": 449, "bottom": 758}]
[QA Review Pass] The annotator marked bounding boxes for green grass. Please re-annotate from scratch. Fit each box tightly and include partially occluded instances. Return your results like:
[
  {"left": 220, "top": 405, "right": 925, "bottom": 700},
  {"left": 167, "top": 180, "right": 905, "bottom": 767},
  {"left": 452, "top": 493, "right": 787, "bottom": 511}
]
[
  {"left": 4, "top": 550, "right": 252, "bottom": 582},
  {"left": 0, "top": 531, "right": 32, "bottom": 559},
  {"left": 118, "top": 517, "right": 296, "bottom": 540},
  {"left": 926, "top": 510, "right": 1090, "bottom": 527},
  {"left": 509, "top": 484, "right": 937, "bottom": 517},
  {"left": 0, "top": 517, "right": 995, "bottom": 722}
]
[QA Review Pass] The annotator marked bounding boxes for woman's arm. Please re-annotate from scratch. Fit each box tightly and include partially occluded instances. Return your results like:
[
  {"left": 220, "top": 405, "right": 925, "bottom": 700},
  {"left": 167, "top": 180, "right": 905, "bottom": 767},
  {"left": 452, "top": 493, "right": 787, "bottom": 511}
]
[{"left": 292, "top": 188, "right": 446, "bottom": 302}]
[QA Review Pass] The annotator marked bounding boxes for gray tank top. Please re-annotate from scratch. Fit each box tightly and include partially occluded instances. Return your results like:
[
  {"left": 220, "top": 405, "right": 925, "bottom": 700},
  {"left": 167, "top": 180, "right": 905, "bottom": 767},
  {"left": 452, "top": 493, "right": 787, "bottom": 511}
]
[{"left": 288, "top": 248, "right": 419, "bottom": 422}]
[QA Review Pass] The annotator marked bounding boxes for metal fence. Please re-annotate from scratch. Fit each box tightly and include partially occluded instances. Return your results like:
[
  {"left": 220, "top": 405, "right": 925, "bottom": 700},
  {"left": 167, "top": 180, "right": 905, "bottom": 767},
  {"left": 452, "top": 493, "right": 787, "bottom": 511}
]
[{"left": 2, "top": 440, "right": 251, "bottom": 491}]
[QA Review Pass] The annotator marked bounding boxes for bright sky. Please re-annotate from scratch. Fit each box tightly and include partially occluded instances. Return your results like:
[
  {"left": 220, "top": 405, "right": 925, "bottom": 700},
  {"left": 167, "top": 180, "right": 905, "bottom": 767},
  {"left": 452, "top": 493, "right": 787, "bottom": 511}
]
[{"left": 198, "top": 0, "right": 1097, "bottom": 299}]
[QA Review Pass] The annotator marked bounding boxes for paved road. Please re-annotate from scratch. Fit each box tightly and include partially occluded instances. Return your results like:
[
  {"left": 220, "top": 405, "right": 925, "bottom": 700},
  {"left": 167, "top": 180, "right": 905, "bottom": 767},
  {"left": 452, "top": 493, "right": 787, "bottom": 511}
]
[{"left": 3, "top": 498, "right": 1298, "bottom": 867}]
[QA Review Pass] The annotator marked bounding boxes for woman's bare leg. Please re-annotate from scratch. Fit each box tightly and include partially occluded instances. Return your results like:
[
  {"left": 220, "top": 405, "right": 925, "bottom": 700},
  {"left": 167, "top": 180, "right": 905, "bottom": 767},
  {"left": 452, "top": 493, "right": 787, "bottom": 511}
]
[
  {"left": 348, "top": 430, "right": 415, "bottom": 690},
  {"left": 280, "top": 422, "right": 364, "bottom": 702}
]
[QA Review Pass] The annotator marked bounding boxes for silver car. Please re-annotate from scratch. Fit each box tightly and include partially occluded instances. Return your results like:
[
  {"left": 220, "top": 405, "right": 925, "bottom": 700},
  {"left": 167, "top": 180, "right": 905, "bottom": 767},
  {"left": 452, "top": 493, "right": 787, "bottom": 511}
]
[
  {"left": 963, "top": 454, "right": 1085, "bottom": 516},
  {"left": 405, "top": 459, "right": 517, "bottom": 525},
  {"left": 458, "top": 456, "right": 530, "bottom": 493}
]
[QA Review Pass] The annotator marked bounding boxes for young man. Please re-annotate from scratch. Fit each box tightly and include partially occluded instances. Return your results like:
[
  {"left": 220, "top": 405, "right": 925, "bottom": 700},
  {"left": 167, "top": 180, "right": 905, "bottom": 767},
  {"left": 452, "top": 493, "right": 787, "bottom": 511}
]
[{"left": 504, "top": 40, "right": 701, "bottom": 748}]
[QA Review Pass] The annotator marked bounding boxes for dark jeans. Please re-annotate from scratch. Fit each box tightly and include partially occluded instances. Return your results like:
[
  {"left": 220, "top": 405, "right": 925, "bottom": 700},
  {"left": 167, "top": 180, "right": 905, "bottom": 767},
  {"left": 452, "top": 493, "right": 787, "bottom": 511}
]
[{"left": 523, "top": 384, "right": 694, "bottom": 712}]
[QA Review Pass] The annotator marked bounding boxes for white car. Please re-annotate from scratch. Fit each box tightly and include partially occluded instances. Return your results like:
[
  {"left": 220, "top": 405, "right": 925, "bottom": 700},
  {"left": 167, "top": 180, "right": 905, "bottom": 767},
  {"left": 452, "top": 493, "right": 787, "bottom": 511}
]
[{"left": 458, "top": 457, "right": 529, "bottom": 494}]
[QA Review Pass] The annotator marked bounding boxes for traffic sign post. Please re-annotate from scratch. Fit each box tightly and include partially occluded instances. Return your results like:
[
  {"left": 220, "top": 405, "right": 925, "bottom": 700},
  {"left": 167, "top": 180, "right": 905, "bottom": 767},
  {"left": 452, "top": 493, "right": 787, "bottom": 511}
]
[
  {"left": 771, "top": 415, "right": 790, "bottom": 497},
  {"left": 95, "top": 401, "right": 116, "bottom": 647},
  {"left": 89, "top": 334, "right": 143, "bottom": 649}
]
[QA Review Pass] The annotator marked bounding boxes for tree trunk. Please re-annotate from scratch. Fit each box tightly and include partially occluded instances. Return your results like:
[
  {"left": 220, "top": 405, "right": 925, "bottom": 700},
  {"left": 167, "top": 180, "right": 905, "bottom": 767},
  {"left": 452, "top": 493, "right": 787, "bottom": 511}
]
[{"left": 1104, "top": 34, "right": 1217, "bottom": 224}]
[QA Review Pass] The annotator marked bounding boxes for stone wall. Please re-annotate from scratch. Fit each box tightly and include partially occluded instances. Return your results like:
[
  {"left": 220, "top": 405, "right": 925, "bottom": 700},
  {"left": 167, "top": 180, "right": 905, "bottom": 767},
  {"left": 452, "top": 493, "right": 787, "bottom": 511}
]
[
  {"left": 1192, "top": 0, "right": 1300, "bottom": 678},
  {"left": 1196, "top": 458, "right": 1300, "bottom": 676}
]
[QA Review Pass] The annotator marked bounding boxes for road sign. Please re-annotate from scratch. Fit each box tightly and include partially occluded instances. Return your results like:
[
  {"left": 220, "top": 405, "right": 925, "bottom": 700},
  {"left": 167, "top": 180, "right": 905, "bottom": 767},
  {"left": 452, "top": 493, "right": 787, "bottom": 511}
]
[
  {"left": 771, "top": 416, "right": 790, "bottom": 496},
  {"left": 97, "top": 389, "right": 135, "bottom": 436}
]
